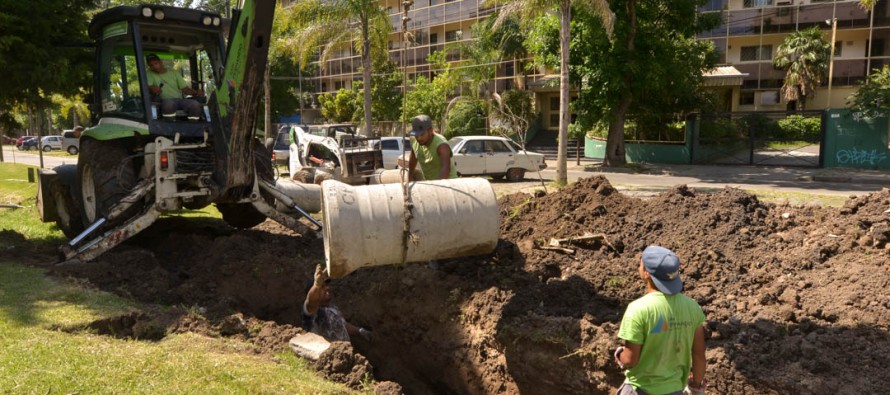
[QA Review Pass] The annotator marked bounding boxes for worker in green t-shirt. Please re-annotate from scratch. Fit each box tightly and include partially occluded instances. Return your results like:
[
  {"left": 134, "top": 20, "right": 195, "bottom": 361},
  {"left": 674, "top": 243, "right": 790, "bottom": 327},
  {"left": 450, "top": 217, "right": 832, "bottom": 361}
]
[
  {"left": 407, "top": 114, "right": 457, "bottom": 181},
  {"left": 614, "top": 246, "right": 707, "bottom": 395},
  {"left": 145, "top": 54, "right": 204, "bottom": 121}
]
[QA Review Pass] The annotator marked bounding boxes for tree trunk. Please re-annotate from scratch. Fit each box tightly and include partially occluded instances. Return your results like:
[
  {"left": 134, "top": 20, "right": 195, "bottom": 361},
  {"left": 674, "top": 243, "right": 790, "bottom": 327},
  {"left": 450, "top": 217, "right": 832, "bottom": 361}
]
[
  {"left": 604, "top": 0, "right": 636, "bottom": 167},
  {"left": 264, "top": 66, "right": 271, "bottom": 139},
  {"left": 361, "top": 14, "right": 373, "bottom": 137},
  {"left": 557, "top": 0, "right": 571, "bottom": 184}
]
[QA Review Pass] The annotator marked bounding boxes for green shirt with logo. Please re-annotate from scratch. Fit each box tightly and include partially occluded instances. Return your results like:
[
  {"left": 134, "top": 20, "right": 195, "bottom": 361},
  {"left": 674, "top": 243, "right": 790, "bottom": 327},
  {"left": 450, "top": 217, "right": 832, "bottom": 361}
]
[
  {"left": 410, "top": 133, "right": 457, "bottom": 180},
  {"left": 618, "top": 292, "right": 705, "bottom": 394}
]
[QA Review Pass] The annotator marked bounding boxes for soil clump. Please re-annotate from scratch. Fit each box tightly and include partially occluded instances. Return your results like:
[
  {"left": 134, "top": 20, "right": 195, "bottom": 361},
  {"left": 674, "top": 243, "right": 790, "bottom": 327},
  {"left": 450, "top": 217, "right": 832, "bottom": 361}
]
[{"left": 38, "top": 176, "right": 890, "bottom": 394}]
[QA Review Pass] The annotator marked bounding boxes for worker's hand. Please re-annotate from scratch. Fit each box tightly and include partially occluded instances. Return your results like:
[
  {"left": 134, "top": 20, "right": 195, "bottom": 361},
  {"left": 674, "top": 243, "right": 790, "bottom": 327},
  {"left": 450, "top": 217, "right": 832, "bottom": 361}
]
[
  {"left": 358, "top": 327, "right": 373, "bottom": 342},
  {"left": 313, "top": 264, "right": 327, "bottom": 287},
  {"left": 149, "top": 85, "right": 162, "bottom": 95},
  {"left": 683, "top": 378, "right": 706, "bottom": 395}
]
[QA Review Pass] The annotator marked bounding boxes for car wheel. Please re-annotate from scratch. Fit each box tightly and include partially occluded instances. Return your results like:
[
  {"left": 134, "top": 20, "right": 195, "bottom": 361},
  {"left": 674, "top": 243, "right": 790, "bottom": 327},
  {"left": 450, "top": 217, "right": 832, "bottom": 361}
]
[
  {"left": 67, "top": 146, "right": 78, "bottom": 155},
  {"left": 506, "top": 168, "right": 525, "bottom": 182},
  {"left": 43, "top": 145, "right": 52, "bottom": 152}
]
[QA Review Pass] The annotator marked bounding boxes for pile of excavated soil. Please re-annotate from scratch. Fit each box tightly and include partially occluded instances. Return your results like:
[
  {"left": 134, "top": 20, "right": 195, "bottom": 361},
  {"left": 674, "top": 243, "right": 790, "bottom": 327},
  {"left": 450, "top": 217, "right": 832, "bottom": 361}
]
[{"left": 44, "top": 176, "right": 890, "bottom": 394}]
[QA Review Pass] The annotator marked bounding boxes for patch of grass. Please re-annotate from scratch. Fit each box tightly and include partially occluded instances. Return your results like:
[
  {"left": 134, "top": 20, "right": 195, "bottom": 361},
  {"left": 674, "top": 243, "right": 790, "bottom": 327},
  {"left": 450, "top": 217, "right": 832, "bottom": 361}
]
[
  {"left": 0, "top": 261, "right": 352, "bottom": 394},
  {"left": 0, "top": 162, "right": 66, "bottom": 247}
]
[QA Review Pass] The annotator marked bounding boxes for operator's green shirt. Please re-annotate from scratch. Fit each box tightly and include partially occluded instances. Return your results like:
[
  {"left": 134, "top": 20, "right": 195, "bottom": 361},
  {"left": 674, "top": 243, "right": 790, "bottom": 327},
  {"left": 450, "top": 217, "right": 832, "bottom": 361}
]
[
  {"left": 618, "top": 292, "right": 705, "bottom": 395},
  {"left": 410, "top": 133, "right": 457, "bottom": 180},
  {"left": 147, "top": 69, "right": 189, "bottom": 100}
]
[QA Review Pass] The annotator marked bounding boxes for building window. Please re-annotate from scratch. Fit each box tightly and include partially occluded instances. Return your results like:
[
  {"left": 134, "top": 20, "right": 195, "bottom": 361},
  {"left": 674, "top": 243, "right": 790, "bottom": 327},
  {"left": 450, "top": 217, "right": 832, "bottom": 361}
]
[
  {"left": 549, "top": 113, "right": 559, "bottom": 128},
  {"left": 740, "top": 45, "right": 772, "bottom": 61},
  {"left": 740, "top": 91, "right": 755, "bottom": 105},
  {"left": 550, "top": 96, "right": 559, "bottom": 111},
  {"left": 760, "top": 91, "right": 780, "bottom": 105},
  {"left": 334, "top": 81, "right": 344, "bottom": 90},
  {"left": 834, "top": 41, "right": 843, "bottom": 57},
  {"left": 445, "top": 30, "right": 461, "bottom": 42},
  {"left": 743, "top": 0, "right": 772, "bottom": 7},
  {"left": 430, "top": 32, "right": 438, "bottom": 44}
]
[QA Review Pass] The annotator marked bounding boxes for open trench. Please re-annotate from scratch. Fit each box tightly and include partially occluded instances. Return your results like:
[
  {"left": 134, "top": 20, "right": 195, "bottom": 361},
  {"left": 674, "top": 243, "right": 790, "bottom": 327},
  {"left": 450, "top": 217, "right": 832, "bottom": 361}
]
[{"left": 46, "top": 177, "right": 890, "bottom": 394}]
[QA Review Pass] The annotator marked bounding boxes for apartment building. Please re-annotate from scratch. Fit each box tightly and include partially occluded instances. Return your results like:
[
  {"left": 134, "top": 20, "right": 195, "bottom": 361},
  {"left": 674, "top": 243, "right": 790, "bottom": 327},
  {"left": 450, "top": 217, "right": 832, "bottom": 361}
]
[
  {"left": 300, "top": 0, "right": 571, "bottom": 130},
  {"left": 698, "top": 0, "right": 890, "bottom": 112}
]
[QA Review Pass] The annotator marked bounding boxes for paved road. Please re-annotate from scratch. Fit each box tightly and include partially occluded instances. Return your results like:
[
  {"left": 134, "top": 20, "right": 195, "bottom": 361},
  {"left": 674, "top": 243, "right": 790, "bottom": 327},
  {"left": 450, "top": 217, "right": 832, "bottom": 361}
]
[
  {"left": 5, "top": 144, "right": 886, "bottom": 199},
  {"left": 1, "top": 145, "right": 77, "bottom": 169},
  {"left": 493, "top": 160, "right": 889, "bottom": 199}
]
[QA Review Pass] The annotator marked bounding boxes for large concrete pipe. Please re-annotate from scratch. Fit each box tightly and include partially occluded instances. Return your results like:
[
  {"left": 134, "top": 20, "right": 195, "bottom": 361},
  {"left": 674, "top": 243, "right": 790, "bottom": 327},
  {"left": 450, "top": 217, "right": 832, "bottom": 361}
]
[
  {"left": 368, "top": 168, "right": 424, "bottom": 185},
  {"left": 321, "top": 178, "right": 499, "bottom": 278},
  {"left": 273, "top": 179, "right": 322, "bottom": 213}
]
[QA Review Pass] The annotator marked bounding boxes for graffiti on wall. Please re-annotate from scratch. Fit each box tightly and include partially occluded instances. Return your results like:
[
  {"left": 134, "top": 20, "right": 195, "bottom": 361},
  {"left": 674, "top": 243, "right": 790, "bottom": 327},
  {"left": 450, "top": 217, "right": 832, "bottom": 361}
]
[{"left": 836, "top": 147, "right": 888, "bottom": 166}]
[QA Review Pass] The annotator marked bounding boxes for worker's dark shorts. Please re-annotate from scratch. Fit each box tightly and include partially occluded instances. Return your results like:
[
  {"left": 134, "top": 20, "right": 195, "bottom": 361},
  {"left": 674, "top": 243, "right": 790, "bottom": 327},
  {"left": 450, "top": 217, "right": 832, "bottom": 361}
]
[{"left": 615, "top": 382, "right": 684, "bottom": 395}]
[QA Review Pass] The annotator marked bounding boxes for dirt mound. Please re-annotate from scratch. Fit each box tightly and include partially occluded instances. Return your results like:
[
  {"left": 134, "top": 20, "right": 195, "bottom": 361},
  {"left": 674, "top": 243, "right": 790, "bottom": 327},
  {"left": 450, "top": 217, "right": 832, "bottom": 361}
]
[
  {"left": 315, "top": 341, "right": 375, "bottom": 389},
  {"left": 46, "top": 178, "right": 890, "bottom": 394}
]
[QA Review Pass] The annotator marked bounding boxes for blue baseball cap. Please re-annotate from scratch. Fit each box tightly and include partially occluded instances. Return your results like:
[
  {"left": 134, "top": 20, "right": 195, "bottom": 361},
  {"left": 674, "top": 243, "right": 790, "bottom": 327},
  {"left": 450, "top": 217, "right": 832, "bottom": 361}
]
[
  {"left": 409, "top": 115, "right": 432, "bottom": 137},
  {"left": 642, "top": 246, "right": 683, "bottom": 295}
]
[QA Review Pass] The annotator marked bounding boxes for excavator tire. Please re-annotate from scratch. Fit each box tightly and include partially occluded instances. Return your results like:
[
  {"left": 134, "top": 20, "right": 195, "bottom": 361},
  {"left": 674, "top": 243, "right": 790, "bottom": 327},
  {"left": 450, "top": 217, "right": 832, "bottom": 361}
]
[
  {"left": 78, "top": 138, "right": 140, "bottom": 228},
  {"left": 217, "top": 142, "right": 274, "bottom": 229},
  {"left": 51, "top": 165, "right": 85, "bottom": 238}
]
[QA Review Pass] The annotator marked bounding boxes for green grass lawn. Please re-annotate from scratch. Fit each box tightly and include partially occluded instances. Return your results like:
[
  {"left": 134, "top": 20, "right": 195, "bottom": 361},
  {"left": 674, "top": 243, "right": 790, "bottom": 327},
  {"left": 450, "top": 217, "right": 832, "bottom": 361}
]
[{"left": 0, "top": 162, "right": 353, "bottom": 394}]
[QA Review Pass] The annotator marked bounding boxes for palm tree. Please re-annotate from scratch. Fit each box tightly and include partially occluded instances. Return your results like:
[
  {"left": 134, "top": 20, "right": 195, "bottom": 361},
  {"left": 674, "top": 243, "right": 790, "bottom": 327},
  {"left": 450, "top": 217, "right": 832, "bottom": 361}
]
[
  {"left": 488, "top": 0, "right": 613, "bottom": 184},
  {"left": 773, "top": 26, "right": 830, "bottom": 110},
  {"left": 279, "top": 0, "right": 390, "bottom": 136}
]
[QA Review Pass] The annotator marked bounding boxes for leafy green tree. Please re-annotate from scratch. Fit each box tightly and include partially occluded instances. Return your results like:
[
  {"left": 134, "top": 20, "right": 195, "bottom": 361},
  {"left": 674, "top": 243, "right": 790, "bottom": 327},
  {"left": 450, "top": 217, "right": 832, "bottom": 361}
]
[
  {"left": 444, "top": 99, "right": 487, "bottom": 138},
  {"left": 318, "top": 88, "right": 360, "bottom": 123},
  {"left": 487, "top": 0, "right": 613, "bottom": 181},
  {"left": 847, "top": 65, "right": 890, "bottom": 118},
  {"left": 353, "top": 58, "right": 402, "bottom": 123},
  {"left": 0, "top": 0, "right": 94, "bottom": 136},
  {"left": 545, "top": 0, "right": 718, "bottom": 166},
  {"left": 279, "top": 0, "right": 391, "bottom": 136},
  {"left": 404, "top": 51, "right": 458, "bottom": 128},
  {"left": 773, "top": 26, "right": 830, "bottom": 110}
]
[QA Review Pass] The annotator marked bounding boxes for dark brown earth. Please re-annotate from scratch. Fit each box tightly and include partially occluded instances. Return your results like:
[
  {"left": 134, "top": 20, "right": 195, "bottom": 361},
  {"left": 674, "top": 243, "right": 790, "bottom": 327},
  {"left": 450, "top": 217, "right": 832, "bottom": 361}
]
[{"left": 7, "top": 176, "right": 890, "bottom": 394}]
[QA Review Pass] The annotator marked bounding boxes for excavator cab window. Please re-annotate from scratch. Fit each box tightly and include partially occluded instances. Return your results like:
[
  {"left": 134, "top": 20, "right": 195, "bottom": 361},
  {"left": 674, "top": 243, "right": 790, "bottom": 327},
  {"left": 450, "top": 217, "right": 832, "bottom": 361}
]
[{"left": 98, "top": 22, "right": 145, "bottom": 120}]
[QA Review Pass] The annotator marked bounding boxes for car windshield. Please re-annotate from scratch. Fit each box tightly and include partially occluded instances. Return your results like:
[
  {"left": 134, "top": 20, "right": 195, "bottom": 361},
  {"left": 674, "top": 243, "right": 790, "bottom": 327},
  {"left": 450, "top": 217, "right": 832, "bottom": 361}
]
[{"left": 508, "top": 140, "right": 524, "bottom": 151}]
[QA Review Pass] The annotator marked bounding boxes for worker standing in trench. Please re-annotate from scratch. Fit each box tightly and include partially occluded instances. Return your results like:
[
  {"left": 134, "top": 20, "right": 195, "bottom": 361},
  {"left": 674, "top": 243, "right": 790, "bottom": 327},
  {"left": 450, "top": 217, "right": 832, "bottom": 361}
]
[
  {"left": 613, "top": 246, "right": 708, "bottom": 395},
  {"left": 302, "top": 265, "right": 372, "bottom": 342}
]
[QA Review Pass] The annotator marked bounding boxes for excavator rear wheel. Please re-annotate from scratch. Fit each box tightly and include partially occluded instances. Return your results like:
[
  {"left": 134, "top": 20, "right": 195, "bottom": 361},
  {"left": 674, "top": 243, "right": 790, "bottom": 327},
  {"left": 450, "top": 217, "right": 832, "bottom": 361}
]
[{"left": 78, "top": 138, "right": 140, "bottom": 228}]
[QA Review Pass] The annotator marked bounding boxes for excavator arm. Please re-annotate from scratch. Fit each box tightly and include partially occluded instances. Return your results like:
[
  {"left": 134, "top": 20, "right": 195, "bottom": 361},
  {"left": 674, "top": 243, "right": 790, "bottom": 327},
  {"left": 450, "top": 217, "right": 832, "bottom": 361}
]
[{"left": 210, "top": 0, "right": 276, "bottom": 196}]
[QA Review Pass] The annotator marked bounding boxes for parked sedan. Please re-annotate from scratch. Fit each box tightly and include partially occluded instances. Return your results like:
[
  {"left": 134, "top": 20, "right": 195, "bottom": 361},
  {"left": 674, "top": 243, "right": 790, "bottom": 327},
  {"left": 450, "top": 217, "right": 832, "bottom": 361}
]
[
  {"left": 18, "top": 136, "right": 38, "bottom": 151},
  {"left": 448, "top": 136, "right": 547, "bottom": 181},
  {"left": 40, "top": 135, "right": 64, "bottom": 151}
]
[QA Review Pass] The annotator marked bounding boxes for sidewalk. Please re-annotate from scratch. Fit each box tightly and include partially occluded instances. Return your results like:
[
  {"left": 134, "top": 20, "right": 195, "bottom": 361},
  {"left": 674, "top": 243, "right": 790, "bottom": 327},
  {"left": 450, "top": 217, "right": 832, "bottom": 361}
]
[{"left": 569, "top": 160, "right": 890, "bottom": 186}]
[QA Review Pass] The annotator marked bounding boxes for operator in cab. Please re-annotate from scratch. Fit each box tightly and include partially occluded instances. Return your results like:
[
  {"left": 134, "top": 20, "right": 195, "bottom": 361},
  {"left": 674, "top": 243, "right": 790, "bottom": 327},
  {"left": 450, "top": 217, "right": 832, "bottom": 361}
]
[
  {"left": 408, "top": 114, "right": 457, "bottom": 181},
  {"left": 145, "top": 53, "right": 204, "bottom": 121}
]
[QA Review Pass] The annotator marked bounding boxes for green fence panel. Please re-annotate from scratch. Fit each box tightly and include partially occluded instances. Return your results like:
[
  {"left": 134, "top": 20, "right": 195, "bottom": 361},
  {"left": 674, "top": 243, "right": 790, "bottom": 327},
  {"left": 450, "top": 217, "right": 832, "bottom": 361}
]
[
  {"left": 823, "top": 109, "right": 890, "bottom": 169},
  {"left": 585, "top": 137, "right": 691, "bottom": 164}
]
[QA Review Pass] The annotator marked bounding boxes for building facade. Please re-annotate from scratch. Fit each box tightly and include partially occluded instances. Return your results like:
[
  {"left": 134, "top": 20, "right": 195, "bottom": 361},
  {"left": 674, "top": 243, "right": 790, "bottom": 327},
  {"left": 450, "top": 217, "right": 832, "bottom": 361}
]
[
  {"left": 698, "top": 0, "right": 890, "bottom": 112},
  {"left": 300, "top": 0, "right": 571, "bottom": 130}
]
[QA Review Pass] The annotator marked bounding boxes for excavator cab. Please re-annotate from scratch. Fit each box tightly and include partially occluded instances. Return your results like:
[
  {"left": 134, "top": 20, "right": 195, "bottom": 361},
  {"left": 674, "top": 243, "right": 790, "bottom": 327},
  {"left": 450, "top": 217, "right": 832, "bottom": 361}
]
[{"left": 90, "top": 5, "right": 226, "bottom": 139}]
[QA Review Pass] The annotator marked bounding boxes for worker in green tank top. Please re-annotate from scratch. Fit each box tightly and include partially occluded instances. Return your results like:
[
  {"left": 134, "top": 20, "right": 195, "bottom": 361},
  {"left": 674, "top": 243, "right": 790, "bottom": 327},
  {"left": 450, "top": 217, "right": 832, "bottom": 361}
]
[{"left": 408, "top": 114, "right": 457, "bottom": 180}]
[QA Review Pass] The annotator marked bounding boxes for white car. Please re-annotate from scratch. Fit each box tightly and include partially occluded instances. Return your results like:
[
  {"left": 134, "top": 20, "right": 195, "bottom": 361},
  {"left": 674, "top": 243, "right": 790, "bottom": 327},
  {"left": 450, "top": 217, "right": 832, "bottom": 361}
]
[
  {"left": 448, "top": 136, "right": 547, "bottom": 181},
  {"left": 62, "top": 130, "right": 80, "bottom": 155},
  {"left": 372, "top": 136, "right": 412, "bottom": 169},
  {"left": 40, "top": 135, "right": 64, "bottom": 152}
]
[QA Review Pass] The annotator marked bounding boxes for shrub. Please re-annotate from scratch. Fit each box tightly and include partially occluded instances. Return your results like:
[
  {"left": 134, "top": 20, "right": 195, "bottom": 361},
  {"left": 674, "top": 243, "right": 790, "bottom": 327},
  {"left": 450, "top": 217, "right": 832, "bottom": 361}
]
[
  {"left": 777, "top": 115, "right": 821, "bottom": 141},
  {"left": 444, "top": 99, "right": 487, "bottom": 138}
]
